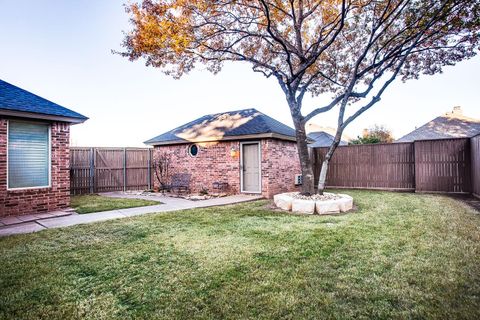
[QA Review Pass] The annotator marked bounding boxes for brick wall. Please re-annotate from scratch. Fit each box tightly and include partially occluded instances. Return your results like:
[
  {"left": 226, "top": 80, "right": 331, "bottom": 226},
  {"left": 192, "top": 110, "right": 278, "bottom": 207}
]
[
  {"left": 0, "top": 119, "right": 71, "bottom": 216},
  {"left": 261, "top": 139, "right": 301, "bottom": 198},
  {"left": 153, "top": 138, "right": 301, "bottom": 198},
  {"left": 154, "top": 141, "right": 242, "bottom": 194}
]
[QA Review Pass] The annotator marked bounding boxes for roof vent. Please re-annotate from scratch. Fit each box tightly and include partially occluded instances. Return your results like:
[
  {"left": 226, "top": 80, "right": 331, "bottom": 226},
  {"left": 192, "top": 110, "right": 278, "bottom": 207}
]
[{"left": 451, "top": 106, "right": 463, "bottom": 116}]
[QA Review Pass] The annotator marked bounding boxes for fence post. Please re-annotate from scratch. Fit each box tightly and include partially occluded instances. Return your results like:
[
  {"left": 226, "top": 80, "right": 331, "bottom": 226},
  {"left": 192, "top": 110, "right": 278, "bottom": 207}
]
[
  {"left": 464, "top": 138, "right": 472, "bottom": 193},
  {"left": 123, "top": 148, "right": 127, "bottom": 192},
  {"left": 89, "top": 148, "right": 95, "bottom": 194},
  {"left": 412, "top": 141, "right": 416, "bottom": 191},
  {"left": 147, "top": 149, "right": 152, "bottom": 190}
]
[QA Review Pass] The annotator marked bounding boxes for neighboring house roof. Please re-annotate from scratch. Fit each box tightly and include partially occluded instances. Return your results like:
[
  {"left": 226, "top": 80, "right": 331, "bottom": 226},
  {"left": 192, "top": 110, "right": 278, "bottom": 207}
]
[
  {"left": 145, "top": 108, "right": 298, "bottom": 145},
  {"left": 396, "top": 107, "right": 480, "bottom": 142},
  {"left": 305, "top": 123, "right": 352, "bottom": 142},
  {"left": 0, "top": 79, "right": 88, "bottom": 123},
  {"left": 308, "top": 131, "right": 348, "bottom": 148}
]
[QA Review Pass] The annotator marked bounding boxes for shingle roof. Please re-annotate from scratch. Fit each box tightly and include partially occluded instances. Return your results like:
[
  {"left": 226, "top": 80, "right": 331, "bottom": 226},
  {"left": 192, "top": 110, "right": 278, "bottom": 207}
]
[
  {"left": 145, "top": 108, "right": 297, "bottom": 145},
  {"left": 308, "top": 131, "right": 348, "bottom": 148},
  {"left": 0, "top": 79, "right": 87, "bottom": 123},
  {"left": 396, "top": 112, "right": 480, "bottom": 142}
]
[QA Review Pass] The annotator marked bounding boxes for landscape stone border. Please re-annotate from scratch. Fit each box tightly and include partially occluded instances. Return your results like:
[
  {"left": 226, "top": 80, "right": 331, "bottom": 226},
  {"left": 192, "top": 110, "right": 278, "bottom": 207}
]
[{"left": 273, "top": 192, "right": 353, "bottom": 215}]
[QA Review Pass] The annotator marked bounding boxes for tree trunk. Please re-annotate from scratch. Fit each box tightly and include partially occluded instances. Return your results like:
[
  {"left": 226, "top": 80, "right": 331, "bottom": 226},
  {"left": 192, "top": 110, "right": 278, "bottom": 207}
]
[
  {"left": 285, "top": 94, "right": 315, "bottom": 195},
  {"left": 317, "top": 129, "right": 344, "bottom": 194},
  {"left": 317, "top": 159, "right": 329, "bottom": 194},
  {"left": 292, "top": 117, "right": 315, "bottom": 195}
]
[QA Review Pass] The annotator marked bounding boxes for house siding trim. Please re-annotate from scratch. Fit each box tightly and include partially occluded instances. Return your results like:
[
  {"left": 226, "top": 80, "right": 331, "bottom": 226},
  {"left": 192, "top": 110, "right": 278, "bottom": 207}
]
[
  {"left": 147, "top": 132, "right": 297, "bottom": 146},
  {"left": 0, "top": 109, "right": 86, "bottom": 124}
]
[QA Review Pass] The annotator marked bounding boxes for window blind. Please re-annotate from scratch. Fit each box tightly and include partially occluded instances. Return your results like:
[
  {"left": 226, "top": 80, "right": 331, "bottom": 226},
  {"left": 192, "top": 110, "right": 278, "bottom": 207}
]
[{"left": 8, "top": 121, "right": 50, "bottom": 189}]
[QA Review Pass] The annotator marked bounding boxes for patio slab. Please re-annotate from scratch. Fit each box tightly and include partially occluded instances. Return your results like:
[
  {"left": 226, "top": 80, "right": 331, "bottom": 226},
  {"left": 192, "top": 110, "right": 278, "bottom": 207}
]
[
  {"left": 0, "top": 194, "right": 263, "bottom": 237},
  {"left": 0, "top": 222, "right": 46, "bottom": 237},
  {"left": 17, "top": 214, "right": 40, "bottom": 222},
  {"left": 1, "top": 210, "right": 73, "bottom": 225},
  {"left": 38, "top": 211, "right": 126, "bottom": 228},
  {"left": 0, "top": 216, "right": 24, "bottom": 226}
]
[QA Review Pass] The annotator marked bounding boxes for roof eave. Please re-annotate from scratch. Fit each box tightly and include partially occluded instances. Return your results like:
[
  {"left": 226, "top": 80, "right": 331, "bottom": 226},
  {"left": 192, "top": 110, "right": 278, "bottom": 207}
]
[
  {"left": 145, "top": 132, "right": 298, "bottom": 146},
  {"left": 0, "top": 109, "right": 88, "bottom": 124}
]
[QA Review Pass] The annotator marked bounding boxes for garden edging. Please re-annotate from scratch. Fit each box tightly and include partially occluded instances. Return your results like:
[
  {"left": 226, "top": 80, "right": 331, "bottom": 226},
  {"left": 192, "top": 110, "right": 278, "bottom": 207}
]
[{"left": 274, "top": 192, "right": 353, "bottom": 214}]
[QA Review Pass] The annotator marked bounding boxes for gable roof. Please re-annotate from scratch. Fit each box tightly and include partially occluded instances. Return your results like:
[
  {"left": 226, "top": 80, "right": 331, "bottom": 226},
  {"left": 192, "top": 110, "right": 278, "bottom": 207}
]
[
  {"left": 145, "top": 108, "right": 297, "bottom": 145},
  {"left": 306, "top": 123, "right": 352, "bottom": 141},
  {"left": 308, "top": 131, "right": 348, "bottom": 148},
  {"left": 396, "top": 108, "right": 480, "bottom": 143},
  {"left": 0, "top": 79, "right": 88, "bottom": 123}
]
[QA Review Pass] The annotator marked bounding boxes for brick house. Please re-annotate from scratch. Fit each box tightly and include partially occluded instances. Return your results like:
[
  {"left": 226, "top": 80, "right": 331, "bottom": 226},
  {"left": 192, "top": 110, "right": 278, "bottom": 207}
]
[
  {"left": 145, "top": 108, "right": 302, "bottom": 198},
  {"left": 0, "top": 79, "right": 87, "bottom": 216}
]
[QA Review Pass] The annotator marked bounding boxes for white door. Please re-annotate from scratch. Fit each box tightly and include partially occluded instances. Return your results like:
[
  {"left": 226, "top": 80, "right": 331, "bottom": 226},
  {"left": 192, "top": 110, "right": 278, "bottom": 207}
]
[{"left": 241, "top": 142, "right": 260, "bottom": 193}]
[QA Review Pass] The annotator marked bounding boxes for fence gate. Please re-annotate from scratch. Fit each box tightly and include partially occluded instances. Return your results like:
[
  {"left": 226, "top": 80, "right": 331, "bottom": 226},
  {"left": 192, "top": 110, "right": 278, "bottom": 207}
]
[
  {"left": 414, "top": 139, "right": 471, "bottom": 193},
  {"left": 70, "top": 147, "right": 153, "bottom": 195},
  {"left": 70, "top": 148, "right": 93, "bottom": 195}
]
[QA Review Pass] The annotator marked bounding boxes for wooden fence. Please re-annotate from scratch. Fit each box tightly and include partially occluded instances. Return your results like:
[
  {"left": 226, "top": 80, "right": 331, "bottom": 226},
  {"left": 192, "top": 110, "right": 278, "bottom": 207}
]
[
  {"left": 70, "top": 147, "right": 153, "bottom": 195},
  {"left": 312, "top": 137, "right": 474, "bottom": 193},
  {"left": 71, "top": 136, "right": 479, "bottom": 196},
  {"left": 471, "top": 134, "right": 480, "bottom": 198},
  {"left": 311, "top": 143, "right": 415, "bottom": 190}
]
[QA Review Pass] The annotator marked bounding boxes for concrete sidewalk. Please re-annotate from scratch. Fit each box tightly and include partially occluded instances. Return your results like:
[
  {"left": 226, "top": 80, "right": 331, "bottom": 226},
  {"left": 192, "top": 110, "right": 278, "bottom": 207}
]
[{"left": 0, "top": 194, "right": 263, "bottom": 237}]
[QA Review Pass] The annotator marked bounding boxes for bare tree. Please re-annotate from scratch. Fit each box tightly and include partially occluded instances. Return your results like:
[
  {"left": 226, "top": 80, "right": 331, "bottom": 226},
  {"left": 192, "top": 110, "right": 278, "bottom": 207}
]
[
  {"left": 118, "top": 0, "right": 480, "bottom": 194},
  {"left": 153, "top": 152, "right": 171, "bottom": 192}
]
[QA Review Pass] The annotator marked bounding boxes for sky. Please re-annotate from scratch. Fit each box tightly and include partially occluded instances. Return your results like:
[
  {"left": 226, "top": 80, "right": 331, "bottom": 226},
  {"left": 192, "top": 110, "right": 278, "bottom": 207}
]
[{"left": 1, "top": 0, "right": 479, "bottom": 147}]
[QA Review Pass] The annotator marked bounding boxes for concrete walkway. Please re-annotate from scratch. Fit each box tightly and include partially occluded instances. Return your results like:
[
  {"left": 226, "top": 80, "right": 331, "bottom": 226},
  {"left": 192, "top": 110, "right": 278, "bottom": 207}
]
[{"left": 0, "top": 194, "right": 263, "bottom": 237}]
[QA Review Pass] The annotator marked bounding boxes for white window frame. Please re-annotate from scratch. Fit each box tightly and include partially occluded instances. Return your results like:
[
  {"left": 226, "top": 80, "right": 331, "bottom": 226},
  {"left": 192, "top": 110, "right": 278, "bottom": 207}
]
[
  {"left": 187, "top": 143, "right": 200, "bottom": 157},
  {"left": 240, "top": 141, "right": 262, "bottom": 194},
  {"left": 6, "top": 119, "right": 52, "bottom": 190}
]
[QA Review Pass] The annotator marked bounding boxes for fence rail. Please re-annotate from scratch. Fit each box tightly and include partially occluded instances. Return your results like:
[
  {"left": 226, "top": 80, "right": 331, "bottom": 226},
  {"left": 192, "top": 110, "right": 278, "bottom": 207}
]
[
  {"left": 70, "top": 147, "right": 153, "bottom": 195},
  {"left": 312, "top": 137, "right": 474, "bottom": 194}
]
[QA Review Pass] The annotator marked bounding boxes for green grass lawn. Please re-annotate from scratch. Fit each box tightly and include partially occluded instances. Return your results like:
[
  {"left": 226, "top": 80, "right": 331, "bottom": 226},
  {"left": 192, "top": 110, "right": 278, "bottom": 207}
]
[
  {"left": 1, "top": 190, "right": 479, "bottom": 319},
  {"left": 71, "top": 194, "right": 160, "bottom": 214}
]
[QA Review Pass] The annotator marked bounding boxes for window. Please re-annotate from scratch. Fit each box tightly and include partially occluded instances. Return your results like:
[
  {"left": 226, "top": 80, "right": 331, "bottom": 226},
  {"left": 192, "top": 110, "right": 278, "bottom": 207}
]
[
  {"left": 188, "top": 144, "right": 199, "bottom": 157},
  {"left": 8, "top": 121, "right": 50, "bottom": 189}
]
